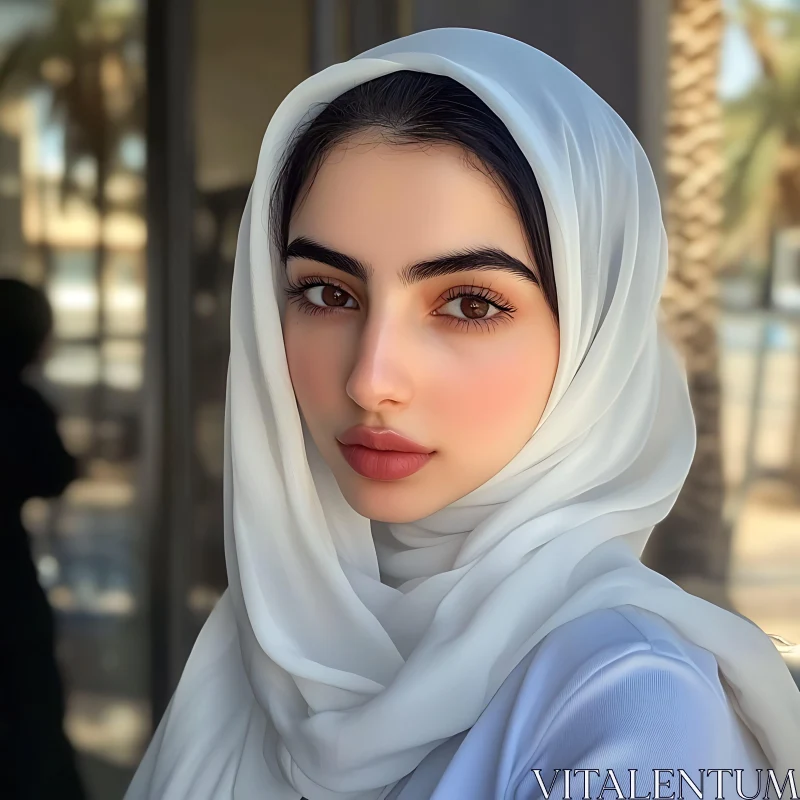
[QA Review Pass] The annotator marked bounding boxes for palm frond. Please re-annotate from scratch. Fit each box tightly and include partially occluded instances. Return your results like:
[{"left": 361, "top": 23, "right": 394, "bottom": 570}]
[{"left": 725, "top": 109, "right": 780, "bottom": 224}]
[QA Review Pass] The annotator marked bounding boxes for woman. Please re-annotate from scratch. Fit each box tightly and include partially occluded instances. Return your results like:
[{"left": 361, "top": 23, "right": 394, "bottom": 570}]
[{"left": 127, "top": 28, "right": 800, "bottom": 800}]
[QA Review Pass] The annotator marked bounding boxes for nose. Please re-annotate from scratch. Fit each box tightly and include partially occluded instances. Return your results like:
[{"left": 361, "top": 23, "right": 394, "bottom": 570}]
[{"left": 345, "top": 314, "right": 415, "bottom": 412}]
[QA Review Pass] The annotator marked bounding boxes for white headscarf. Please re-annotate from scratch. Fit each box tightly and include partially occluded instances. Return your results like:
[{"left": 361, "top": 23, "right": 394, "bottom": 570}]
[{"left": 126, "top": 28, "right": 800, "bottom": 800}]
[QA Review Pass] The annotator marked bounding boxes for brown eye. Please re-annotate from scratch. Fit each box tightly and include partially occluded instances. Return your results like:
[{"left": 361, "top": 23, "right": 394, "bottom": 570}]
[
  {"left": 436, "top": 294, "right": 500, "bottom": 321},
  {"left": 322, "top": 285, "right": 349, "bottom": 307},
  {"left": 460, "top": 297, "right": 490, "bottom": 319},
  {"left": 304, "top": 283, "right": 358, "bottom": 309}
]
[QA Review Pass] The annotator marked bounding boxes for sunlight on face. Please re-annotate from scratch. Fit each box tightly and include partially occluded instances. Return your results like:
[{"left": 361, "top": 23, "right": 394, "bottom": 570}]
[{"left": 283, "top": 135, "right": 559, "bottom": 523}]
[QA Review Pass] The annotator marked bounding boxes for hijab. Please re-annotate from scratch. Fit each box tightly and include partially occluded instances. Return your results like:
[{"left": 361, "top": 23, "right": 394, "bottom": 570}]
[{"left": 126, "top": 27, "right": 800, "bottom": 800}]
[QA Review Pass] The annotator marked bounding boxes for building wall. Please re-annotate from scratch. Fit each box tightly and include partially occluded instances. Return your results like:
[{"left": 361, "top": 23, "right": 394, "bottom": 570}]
[{"left": 412, "top": 0, "right": 643, "bottom": 135}]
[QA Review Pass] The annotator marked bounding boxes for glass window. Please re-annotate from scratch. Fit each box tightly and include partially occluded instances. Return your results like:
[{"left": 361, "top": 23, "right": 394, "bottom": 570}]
[{"left": 0, "top": 1, "right": 149, "bottom": 796}]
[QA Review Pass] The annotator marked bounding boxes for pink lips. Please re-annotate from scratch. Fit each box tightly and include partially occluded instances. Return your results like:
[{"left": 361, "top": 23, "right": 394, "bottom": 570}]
[{"left": 336, "top": 426, "right": 434, "bottom": 481}]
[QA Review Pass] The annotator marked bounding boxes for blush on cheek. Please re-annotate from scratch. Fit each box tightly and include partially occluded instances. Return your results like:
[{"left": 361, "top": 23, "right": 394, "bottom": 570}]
[
  {"left": 433, "top": 345, "right": 555, "bottom": 441},
  {"left": 285, "top": 324, "right": 349, "bottom": 418}
]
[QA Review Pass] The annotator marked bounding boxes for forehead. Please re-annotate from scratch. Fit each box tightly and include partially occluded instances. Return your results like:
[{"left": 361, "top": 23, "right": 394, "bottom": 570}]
[{"left": 289, "top": 137, "right": 532, "bottom": 269}]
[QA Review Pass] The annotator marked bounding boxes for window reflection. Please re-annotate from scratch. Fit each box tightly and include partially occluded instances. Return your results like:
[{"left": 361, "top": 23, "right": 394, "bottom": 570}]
[
  {"left": 102, "top": 339, "right": 144, "bottom": 390},
  {"left": 45, "top": 344, "right": 101, "bottom": 385},
  {"left": 49, "top": 251, "right": 98, "bottom": 338},
  {"left": 0, "top": 0, "right": 148, "bottom": 793}
]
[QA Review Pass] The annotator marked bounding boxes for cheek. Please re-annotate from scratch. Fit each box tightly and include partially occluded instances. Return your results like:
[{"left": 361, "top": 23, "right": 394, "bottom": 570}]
[
  {"left": 428, "top": 327, "right": 559, "bottom": 445},
  {"left": 284, "top": 317, "right": 350, "bottom": 420}
]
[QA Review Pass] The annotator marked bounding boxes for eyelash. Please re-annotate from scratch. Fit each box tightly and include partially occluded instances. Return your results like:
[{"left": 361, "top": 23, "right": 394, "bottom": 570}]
[
  {"left": 437, "top": 282, "right": 517, "bottom": 331},
  {"left": 283, "top": 276, "right": 517, "bottom": 332}
]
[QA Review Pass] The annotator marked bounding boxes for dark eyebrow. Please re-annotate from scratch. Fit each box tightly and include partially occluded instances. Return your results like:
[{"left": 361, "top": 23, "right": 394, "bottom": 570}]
[
  {"left": 285, "top": 236, "right": 539, "bottom": 287},
  {"left": 285, "top": 237, "right": 371, "bottom": 283}
]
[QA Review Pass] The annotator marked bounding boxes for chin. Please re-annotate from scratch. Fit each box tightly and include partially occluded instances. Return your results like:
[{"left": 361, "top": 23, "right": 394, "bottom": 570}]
[{"left": 337, "top": 477, "right": 444, "bottom": 524}]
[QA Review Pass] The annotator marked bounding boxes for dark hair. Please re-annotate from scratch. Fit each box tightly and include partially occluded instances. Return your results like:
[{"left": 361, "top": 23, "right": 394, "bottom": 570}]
[
  {"left": 0, "top": 278, "right": 53, "bottom": 375},
  {"left": 268, "top": 70, "right": 558, "bottom": 322}
]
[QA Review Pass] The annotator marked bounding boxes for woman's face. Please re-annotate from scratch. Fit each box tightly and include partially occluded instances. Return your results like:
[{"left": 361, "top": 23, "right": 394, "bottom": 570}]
[{"left": 283, "top": 135, "right": 559, "bottom": 523}]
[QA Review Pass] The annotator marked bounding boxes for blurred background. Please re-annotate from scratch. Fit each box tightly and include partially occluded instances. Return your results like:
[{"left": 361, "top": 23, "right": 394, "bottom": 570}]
[{"left": 0, "top": 0, "right": 797, "bottom": 797}]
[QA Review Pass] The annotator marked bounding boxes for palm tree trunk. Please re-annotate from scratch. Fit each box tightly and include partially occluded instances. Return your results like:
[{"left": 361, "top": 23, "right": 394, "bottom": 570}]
[{"left": 643, "top": 0, "right": 732, "bottom": 602}]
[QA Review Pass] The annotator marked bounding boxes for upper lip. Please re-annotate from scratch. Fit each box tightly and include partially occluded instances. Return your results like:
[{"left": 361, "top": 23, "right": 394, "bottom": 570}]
[{"left": 337, "top": 425, "right": 433, "bottom": 454}]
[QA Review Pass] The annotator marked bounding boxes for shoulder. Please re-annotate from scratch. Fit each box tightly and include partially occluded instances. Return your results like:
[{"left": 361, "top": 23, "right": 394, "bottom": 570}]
[
  {"left": 397, "top": 607, "right": 766, "bottom": 800},
  {"left": 0, "top": 380, "right": 56, "bottom": 418},
  {"left": 491, "top": 606, "right": 761, "bottom": 794},
  {"left": 517, "top": 604, "right": 729, "bottom": 718},
  {"left": 465, "top": 606, "right": 730, "bottom": 755},
  {"left": 503, "top": 605, "right": 728, "bottom": 720}
]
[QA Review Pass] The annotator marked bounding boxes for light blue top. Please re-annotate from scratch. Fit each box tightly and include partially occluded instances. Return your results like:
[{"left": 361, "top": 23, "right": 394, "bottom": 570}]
[{"left": 386, "top": 605, "right": 770, "bottom": 799}]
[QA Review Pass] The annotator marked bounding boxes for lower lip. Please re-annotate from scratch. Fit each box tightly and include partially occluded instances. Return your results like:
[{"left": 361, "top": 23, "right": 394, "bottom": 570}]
[{"left": 337, "top": 442, "right": 433, "bottom": 481}]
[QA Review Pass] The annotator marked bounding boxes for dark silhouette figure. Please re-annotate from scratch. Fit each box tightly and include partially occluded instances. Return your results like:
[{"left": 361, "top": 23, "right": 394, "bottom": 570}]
[{"left": 0, "top": 279, "right": 86, "bottom": 799}]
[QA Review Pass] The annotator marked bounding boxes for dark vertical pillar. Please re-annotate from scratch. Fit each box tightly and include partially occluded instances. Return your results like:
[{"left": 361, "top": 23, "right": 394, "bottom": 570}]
[
  {"left": 0, "top": 133, "right": 23, "bottom": 275},
  {"left": 411, "top": 0, "right": 642, "bottom": 135},
  {"left": 349, "top": 0, "right": 399, "bottom": 55},
  {"left": 144, "top": 0, "right": 196, "bottom": 726},
  {"left": 312, "top": 0, "right": 340, "bottom": 73}
]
